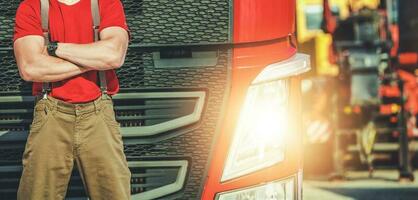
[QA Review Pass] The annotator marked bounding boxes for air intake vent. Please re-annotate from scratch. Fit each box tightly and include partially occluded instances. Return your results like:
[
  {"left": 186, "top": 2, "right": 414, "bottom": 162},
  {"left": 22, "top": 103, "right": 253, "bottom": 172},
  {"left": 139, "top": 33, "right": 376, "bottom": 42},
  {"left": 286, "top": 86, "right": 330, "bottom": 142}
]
[
  {"left": 0, "top": 95, "right": 34, "bottom": 136},
  {"left": 0, "top": 166, "right": 21, "bottom": 200},
  {"left": 129, "top": 160, "right": 188, "bottom": 199},
  {"left": 0, "top": 90, "right": 205, "bottom": 140},
  {"left": 0, "top": 146, "right": 23, "bottom": 165},
  {"left": 113, "top": 91, "right": 205, "bottom": 137}
]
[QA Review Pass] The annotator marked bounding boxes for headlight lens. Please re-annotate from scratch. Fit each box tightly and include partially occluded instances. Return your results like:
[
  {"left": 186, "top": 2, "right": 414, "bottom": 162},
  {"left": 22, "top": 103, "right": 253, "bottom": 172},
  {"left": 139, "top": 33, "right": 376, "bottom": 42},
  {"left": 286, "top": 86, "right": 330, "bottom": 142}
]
[
  {"left": 222, "top": 80, "right": 289, "bottom": 181},
  {"left": 221, "top": 53, "right": 310, "bottom": 182},
  {"left": 216, "top": 177, "right": 295, "bottom": 200}
]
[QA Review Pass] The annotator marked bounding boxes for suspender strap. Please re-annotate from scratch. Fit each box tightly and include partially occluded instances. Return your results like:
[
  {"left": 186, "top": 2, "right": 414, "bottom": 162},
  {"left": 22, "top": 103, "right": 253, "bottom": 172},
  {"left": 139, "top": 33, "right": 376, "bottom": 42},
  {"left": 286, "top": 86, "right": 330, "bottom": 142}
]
[
  {"left": 40, "top": 0, "right": 51, "bottom": 98},
  {"left": 91, "top": 0, "right": 100, "bottom": 41},
  {"left": 91, "top": 0, "right": 107, "bottom": 94},
  {"left": 40, "top": 0, "right": 49, "bottom": 45}
]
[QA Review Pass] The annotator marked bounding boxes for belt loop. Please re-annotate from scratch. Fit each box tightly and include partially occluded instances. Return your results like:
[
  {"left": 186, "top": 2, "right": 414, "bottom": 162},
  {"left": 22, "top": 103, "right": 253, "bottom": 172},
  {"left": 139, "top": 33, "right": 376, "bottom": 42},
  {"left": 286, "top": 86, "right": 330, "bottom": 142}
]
[
  {"left": 52, "top": 97, "right": 58, "bottom": 114},
  {"left": 101, "top": 92, "right": 108, "bottom": 100},
  {"left": 44, "top": 95, "right": 56, "bottom": 114},
  {"left": 94, "top": 97, "right": 100, "bottom": 114}
]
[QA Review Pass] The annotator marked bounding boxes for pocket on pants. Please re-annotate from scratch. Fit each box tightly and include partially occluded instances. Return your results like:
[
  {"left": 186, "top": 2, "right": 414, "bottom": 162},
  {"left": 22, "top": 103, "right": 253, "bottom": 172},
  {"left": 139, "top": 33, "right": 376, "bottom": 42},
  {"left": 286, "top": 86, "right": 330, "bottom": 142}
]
[
  {"left": 22, "top": 100, "right": 50, "bottom": 167},
  {"left": 30, "top": 100, "right": 50, "bottom": 133},
  {"left": 100, "top": 102, "right": 122, "bottom": 140}
]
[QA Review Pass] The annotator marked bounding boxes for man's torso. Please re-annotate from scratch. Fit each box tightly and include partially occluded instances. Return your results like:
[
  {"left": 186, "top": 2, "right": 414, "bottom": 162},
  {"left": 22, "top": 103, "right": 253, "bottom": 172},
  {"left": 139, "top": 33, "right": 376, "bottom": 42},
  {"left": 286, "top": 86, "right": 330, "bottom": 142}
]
[{"left": 17, "top": 0, "right": 120, "bottom": 103}]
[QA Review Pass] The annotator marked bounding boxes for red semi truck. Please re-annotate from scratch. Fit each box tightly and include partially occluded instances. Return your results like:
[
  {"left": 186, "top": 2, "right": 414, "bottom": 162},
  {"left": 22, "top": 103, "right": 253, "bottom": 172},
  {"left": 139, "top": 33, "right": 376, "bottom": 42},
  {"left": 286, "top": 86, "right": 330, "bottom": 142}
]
[{"left": 0, "top": 0, "right": 309, "bottom": 199}]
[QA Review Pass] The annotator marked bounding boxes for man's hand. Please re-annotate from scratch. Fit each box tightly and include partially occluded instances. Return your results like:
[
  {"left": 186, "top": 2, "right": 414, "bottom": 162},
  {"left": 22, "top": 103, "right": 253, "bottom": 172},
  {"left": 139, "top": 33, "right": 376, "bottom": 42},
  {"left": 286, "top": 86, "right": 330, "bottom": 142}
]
[
  {"left": 55, "top": 27, "right": 129, "bottom": 71},
  {"left": 14, "top": 35, "right": 91, "bottom": 82}
]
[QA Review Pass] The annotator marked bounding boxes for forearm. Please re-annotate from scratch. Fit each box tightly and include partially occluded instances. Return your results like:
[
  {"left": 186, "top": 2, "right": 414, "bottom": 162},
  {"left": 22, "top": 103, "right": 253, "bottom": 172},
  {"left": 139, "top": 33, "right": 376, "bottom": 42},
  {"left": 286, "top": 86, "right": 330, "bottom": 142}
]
[
  {"left": 54, "top": 27, "right": 129, "bottom": 71},
  {"left": 21, "top": 54, "right": 89, "bottom": 82},
  {"left": 56, "top": 40, "right": 124, "bottom": 71}
]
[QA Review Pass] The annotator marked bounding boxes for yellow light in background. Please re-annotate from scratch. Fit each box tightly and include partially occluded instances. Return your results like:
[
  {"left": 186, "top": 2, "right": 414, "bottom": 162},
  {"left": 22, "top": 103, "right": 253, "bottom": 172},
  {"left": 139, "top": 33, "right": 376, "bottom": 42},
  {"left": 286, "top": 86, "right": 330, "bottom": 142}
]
[
  {"left": 391, "top": 104, "right": 400, "bottom": 113},
  {"left": 344, "top": 106, "right": 352, "bottom": 114},
  {"left": 349, "top": 0, "right": 380, "bottom": 11}
]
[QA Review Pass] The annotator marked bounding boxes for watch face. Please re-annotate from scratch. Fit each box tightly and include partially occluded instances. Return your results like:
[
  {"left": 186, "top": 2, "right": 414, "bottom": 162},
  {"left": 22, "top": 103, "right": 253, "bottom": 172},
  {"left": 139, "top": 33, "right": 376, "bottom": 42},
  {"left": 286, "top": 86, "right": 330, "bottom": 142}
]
[{"left": 48, "top": 42, "right": 57, "bottom": 57}]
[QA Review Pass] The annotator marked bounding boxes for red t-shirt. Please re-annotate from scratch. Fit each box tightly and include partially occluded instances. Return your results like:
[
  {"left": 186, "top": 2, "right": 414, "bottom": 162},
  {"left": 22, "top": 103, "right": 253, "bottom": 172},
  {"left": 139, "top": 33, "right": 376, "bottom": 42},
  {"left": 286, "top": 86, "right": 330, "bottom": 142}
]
[{"left": 14, "top": 0, "right": 129, "bottom": 103}]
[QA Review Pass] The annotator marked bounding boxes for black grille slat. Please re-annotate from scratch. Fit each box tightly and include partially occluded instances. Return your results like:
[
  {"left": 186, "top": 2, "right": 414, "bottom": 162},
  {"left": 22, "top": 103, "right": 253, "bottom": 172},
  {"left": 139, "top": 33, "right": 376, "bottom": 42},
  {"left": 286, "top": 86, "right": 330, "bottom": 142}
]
[
  {"left": 113, "top": 96, "right": 198, "bottom": 127},
  {"left": 129, "top": 165, "right": 181, "bottom": 194},
  {"left": 117, "top": 114, "right": 183, "bottom": 121},
  {"left": 114, "top": 104, "right": 181, "bottom": 111},
  {"left": 131, "top": 183, "right": 163, "bottom": 188},
  {"left": 0, "top": 148, "right": 24, "bottom": 165},
  {"left": 0, "top": 109, "right": 32, "bottom": 114},
  {"left": 0, "top": 167, "right": 21, "bottom": 199},
  {"left": 0, "top": 119, "right": 32, "bottom": 125},
  {"left": 131, "top": 172, "right": 167, "bottom": 178}
]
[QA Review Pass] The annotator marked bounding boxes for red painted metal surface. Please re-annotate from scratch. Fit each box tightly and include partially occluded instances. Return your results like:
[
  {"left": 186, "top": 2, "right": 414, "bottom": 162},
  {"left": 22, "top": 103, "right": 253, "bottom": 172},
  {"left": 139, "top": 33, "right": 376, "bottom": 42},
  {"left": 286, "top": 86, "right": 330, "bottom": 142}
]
[
  {"left": 398, "top": 70, "right": 418, "bottom": 115},
  {"left": 390, "top": 25, "right": 399, "bottom": 57},
  {"left": 380, "top": 85, "right": 401, "bottom": 98},
  {"left": 399, "top": 53, "right": 418, "bottom": 65},
  {"left": 201, "top": 0, "right": 299, "bottom": 198},
  {"left": 233, "top": 0, "right": 295, "bottom": 43}
]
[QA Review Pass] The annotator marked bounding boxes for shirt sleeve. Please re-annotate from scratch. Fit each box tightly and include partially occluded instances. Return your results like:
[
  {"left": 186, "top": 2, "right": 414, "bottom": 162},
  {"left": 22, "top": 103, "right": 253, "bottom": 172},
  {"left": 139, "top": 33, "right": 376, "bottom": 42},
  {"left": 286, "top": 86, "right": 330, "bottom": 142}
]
[
  {"left": 13, "top": 1, "right": 43, "bottom": 43},
  {"left": 99, "top": 0, "right": 130, "bottom": 38}
]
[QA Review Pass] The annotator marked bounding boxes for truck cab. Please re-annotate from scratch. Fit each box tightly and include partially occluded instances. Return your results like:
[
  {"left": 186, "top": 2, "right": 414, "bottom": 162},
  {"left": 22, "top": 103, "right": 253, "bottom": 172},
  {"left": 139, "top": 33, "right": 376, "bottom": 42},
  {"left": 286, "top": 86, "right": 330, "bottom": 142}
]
[{"left": 0, "top": 0, "right": 309, "bottom": 199}]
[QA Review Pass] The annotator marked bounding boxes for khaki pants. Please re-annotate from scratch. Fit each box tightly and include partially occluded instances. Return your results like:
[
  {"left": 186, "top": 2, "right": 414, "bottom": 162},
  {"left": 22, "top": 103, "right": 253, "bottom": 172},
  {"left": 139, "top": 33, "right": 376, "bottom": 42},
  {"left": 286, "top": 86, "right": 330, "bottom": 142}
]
[{"left": 17, "top": 94, "right": 131, "bottom": 200}]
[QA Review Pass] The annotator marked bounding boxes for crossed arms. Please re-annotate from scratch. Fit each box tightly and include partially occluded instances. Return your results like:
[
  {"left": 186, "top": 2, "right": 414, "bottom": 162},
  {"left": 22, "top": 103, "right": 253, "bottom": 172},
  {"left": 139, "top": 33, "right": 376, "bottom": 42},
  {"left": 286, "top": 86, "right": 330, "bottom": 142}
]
[{"left": 13, "top": 26, "right": 129, "bottom": 82}]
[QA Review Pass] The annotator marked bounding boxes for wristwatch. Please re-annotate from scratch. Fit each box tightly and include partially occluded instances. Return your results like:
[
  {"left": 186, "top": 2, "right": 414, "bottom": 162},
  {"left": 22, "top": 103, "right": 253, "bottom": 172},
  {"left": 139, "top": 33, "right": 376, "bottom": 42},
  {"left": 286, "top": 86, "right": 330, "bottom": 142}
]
[{"left": 47, "top": 41, "right": 58, "bottom": 57}]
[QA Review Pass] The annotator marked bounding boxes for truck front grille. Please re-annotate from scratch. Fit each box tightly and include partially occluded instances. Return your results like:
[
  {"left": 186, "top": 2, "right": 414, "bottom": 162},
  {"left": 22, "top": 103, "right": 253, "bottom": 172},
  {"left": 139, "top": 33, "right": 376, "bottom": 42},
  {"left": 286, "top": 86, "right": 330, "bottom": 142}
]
[
  {"left": 0, "top": 49, "right": 231, "bottom": 199},
  {"left": 0, "top": 0, "right": 232, "bottom": 198}
]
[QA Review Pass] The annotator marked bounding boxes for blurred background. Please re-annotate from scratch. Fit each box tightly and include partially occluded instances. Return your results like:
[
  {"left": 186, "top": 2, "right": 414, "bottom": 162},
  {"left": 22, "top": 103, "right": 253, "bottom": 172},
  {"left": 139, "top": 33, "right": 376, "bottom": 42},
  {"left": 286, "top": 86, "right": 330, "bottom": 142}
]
[{"left": 297, "top": 0, "right": 418, "bottom": 199}]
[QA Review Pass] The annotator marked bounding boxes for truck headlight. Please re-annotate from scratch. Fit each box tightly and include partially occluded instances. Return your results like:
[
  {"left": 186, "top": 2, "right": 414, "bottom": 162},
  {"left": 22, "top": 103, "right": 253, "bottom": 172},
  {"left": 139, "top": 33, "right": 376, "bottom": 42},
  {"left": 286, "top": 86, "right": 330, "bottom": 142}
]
[
  {"left": 221, "top": 54, "right": 310, "bottom": 182},
  {"left": 216, "top": 177, "right": 295, "bottom": 200}
]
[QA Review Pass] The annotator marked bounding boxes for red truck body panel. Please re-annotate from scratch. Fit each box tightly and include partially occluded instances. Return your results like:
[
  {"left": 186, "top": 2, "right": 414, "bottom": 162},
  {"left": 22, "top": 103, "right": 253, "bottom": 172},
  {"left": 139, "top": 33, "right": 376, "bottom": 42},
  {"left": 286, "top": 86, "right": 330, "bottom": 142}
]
[
  {"left": 202, "top": 0, "right": 300, "bottom": 199},
  {"left": 234, "top": 0, "right": 295, "bottom": 43}
]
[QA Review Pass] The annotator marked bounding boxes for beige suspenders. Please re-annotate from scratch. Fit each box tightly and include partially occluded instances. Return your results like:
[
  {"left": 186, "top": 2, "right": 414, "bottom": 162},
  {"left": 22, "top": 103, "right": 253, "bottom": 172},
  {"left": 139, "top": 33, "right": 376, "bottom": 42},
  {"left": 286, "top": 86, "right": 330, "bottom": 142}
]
[
  {"left": 90, "top": 0, "right": 108, "bottom": 94},
  {"left": 40, "top": 0, "right": 108, "bottom": 99},
  {"left": 40, "top": 0, "right": 50, "bottom": 99}
]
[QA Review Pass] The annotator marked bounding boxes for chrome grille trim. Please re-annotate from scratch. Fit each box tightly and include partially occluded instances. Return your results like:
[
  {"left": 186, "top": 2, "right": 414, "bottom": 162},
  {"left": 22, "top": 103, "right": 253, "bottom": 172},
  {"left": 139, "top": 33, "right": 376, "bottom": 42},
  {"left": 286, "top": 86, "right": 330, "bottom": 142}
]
[
  {"left": 130, "top": 160, "right": 188, "bottom": 200},
  {"left": 113, "top": 91, "right": 205, "bottom": 137}
]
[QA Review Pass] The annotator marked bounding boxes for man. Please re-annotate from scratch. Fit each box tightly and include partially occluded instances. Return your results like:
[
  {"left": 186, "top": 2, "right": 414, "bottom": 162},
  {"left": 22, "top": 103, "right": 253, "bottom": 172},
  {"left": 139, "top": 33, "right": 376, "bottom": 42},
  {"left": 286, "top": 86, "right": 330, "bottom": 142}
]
[{"left": 13, "top": 0, "right": 131, "bottom": 199}]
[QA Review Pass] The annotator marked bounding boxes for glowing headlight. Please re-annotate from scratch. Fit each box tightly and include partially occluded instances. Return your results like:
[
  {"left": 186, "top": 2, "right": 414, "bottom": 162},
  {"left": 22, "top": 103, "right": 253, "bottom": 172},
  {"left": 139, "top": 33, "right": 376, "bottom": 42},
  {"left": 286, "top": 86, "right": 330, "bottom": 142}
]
[
  {"left": 222, "top": 80, "right": 289, "bottom": 181},
  {"left": 222, "top": 54, "right": 310, "bottom": 182},
  {"left": 216, "top": 177, "right": 295, "bottom": 200}
]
